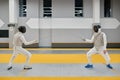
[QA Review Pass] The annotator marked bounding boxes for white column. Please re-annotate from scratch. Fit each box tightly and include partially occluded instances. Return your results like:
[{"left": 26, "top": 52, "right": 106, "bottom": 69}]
[
  {"left": 9, "top": 0, "right": 15, "bottom": 23},
  {"left": 93, "top": 0, "right": 100, "bottom": 24},
  {"left": 9, "top": 0, "right": 17, "bottom": 48}
]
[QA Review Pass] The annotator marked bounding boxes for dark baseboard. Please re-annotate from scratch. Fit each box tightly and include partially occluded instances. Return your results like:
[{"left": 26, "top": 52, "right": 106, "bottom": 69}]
[
  {"left": 23, "top": 43, "right": 39, "bottom": 48},
  {"left": 0, "top": 43, "right": 120, "bottom": 48},
  {"left": 0, "top": 43, "right": 39, "bottom": 48},
  {"left": 0, "top": 43, "right": 9, "bottom": 48},
  {"left": 107, "top": 43, "right": 120, "bottom": 48},
  {"left": 52, "top": 43, "right": 120, "bottom": 48}
]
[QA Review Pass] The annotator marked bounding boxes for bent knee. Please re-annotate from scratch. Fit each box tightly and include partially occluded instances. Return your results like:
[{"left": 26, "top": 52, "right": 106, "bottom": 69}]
[
  {"left": 12, "top": 54, "right": 17, "bottom": 57},
  {"left": 87, "top": 52, "right": 91, "bottom": 57},
  {"left": 25, "top": 53, "right": 32, "bottom": 58},
  {"left": 86, "top": 51, "right": 95, "bottom": 57}
]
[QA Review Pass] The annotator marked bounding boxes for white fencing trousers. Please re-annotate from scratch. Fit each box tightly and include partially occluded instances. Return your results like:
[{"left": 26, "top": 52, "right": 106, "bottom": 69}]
[
  {"left": 8, "top": 46, "right": 32, "bottom": 67},
  {"left": 87, "top": 47, "right": 110, "bottom": 65}
]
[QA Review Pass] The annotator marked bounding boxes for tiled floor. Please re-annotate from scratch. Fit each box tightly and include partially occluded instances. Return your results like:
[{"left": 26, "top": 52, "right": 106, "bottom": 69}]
[{"left": 0, "top": 48, "right": 120, "bottom": 80}]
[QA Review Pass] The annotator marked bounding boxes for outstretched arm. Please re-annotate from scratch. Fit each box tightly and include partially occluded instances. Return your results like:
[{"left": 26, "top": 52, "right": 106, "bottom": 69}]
[
  {"left": 82, "top": 35, "right": 94, "bottom": 43},
  {"left": 20, "top": 35, "right": 37, "bottom": 45}
]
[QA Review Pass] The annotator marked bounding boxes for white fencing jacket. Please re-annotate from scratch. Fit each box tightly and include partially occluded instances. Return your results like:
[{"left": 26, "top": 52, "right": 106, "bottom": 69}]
[
  {"left": 85, "top": 32, "right": 107, "bottom": 50},
  {"left": 13, "top": 32, "right": 35, "bottom": 46}
]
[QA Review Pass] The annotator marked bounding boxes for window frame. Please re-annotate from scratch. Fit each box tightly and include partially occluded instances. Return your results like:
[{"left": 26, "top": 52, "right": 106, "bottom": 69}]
[
  {"left": 43, "top": 0, "right": 52, "bottom": 18},
  {"left": 75, "top": 0, "right": 84, "bottom": 17},
  {"left": 19, "top": 0, "right": 27, "bottom": 17},
  {"left": 104, "top": 0, "right": 112, "bottom": 17}
]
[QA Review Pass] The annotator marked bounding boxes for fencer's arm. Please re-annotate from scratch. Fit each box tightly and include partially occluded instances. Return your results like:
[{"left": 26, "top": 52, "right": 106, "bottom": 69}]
[
  {"left": 103, "top": 33, "right": 107, "bottom": 50},
  {"left": 20, "top": 36, "right": 36, "bottom": 45},
  {"left": 85, "top": 35, "right": 94, "bottom": 43}
]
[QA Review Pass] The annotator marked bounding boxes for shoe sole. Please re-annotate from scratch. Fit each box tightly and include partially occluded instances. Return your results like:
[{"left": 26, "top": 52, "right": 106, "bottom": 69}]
[
  {"left": 7, "top": 67, "right": 12, "bottom": 70},
  {"left": 24, "top": 68, "right": 32, "bottom": 70}
]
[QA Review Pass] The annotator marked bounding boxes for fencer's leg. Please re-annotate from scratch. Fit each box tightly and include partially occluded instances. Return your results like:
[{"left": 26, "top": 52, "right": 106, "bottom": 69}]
[
  {"left": 100, "top": 51, "right": 110, "bottom": 64},
  {"left": 24, "top": 50, "right": 31, "bottom": 67},
  {"left": 8, "top": 54, "right": 17, "bottom": 66},
  {"left": 7, "top": 48, "right": 18, "bottom": 70},
  {"left": 87, "top": 48, "right": 96, "bottom": 65},
  {"left": 85, "top": 48, "right": 96, "bottom": 68},
  {"left": 100, "top": 51, "right": 113, "bottom": 69},
  {"left": 18, "top": 47, "right": 32, "bottom": 69}
]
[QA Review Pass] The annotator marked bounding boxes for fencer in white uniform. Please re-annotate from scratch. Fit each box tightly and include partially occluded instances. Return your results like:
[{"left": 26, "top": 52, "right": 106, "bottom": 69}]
[
  {"left": 83, "top": 25, "right": 113, "bottom": 69},
  {"left": 7, "top": 26, "right": 37, "bottom": 70}
]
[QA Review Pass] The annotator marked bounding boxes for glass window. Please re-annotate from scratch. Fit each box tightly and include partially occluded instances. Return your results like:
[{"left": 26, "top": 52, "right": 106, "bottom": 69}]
[
  {"left": 75, "top": 0, "right": 83, "bottom": 17},
  {"left": 43, "top": 0, "right": 52, "bottom": 17},
  {"left": 104, "top": 0, "right": 112, "bottom": 17},
  {"left": 0, "top": 30, "right": 9, "bottom": 38},
  {"left": 19, "top": 0, "right": 27, "bottom": 17}
]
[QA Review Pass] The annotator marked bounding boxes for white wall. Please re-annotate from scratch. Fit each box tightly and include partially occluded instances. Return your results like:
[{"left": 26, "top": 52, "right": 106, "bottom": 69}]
[
  {"left": 26, "top": 0, "right": 120, "bottom": 44},
  {"left": 113, "top": 0, "right": 120, "bottom": 21},
  {"left": 27, "top": 0, "right": 39, "bottom": 18},
  {"left": 51, "top": 0, "right": 93, "bottom": 43},
  {"left": 1, "top": 0, "right": 120, "bottom": 47},
  {"left": 52, "top": 0, "right": 74, "bottom": 18},
  {"left": 0, "top": 0, "right": 9, "bottom": 29},
  {"left": 84, "top": 0, "right": 93, "bottom": 18},
  {"left": 0, "top": 0, "right": 9, "bottom": 43},
  {"left": 52, "top": 0, "right": 93, "bottom": 18},
  {"left": 51, "top": 0, "right": 120, "bottom": 43}
]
